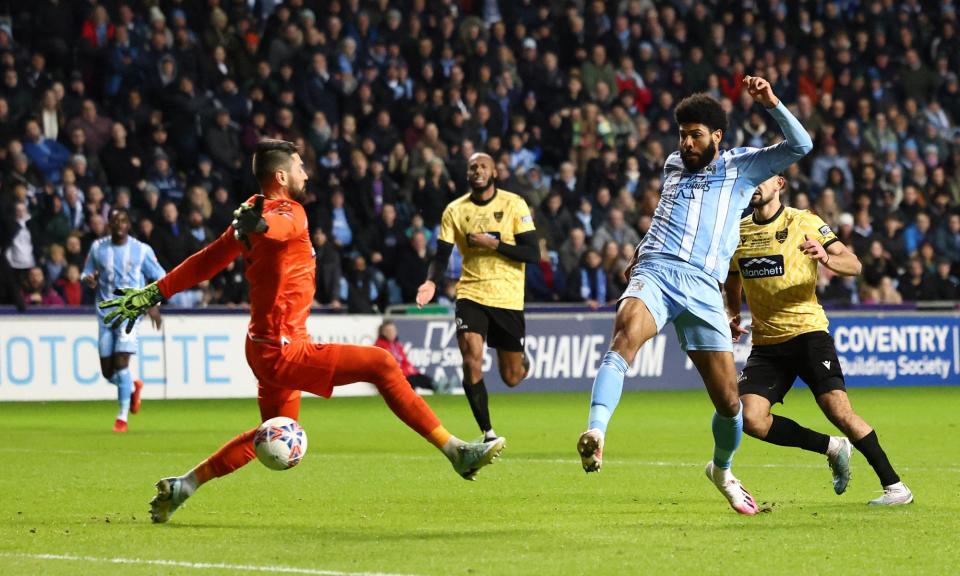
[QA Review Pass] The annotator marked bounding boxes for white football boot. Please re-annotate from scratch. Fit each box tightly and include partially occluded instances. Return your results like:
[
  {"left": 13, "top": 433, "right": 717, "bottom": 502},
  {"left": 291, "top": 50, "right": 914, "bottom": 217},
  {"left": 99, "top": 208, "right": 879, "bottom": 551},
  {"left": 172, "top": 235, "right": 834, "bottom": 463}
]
[
  {"left": 149, "top": 477, "right": 190, "bottom": 523},
  {"left": 453, "top": 437, "right": 506, "bottom": 480},
  {"left": 577, "top": 428, "right": 604, "bottom": 473},
  {"left": 705, "top": 461, "right": 760, "bottom": 515},
  {"left": 826, "top": 436, "right": 853, "bottom": 495},
  {"left": 868, "top": 482, "right": 914, "bottom": 506}
]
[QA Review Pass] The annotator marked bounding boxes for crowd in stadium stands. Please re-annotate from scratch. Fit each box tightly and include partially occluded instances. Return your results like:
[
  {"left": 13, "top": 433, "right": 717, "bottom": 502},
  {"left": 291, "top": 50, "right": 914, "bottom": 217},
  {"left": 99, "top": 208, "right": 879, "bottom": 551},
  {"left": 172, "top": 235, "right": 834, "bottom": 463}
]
[{"left": 1, "top": 0, "right": 960, "bottom": 313}]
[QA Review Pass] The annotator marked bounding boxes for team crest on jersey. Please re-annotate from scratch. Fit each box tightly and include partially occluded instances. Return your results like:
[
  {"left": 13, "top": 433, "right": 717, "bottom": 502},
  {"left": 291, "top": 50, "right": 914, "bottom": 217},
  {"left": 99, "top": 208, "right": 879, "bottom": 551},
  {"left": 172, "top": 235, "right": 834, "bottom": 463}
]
[
  {"left": 775, "top": 228, "right": 788, "bottom": 244},
  {"left": 494, "top": 211, "right": 504, "bottom": 222}
]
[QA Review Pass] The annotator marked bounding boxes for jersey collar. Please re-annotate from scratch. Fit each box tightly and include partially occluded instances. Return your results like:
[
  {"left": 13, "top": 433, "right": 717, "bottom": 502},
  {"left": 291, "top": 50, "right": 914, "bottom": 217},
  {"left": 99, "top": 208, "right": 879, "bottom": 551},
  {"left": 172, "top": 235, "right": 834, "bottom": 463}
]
[
  {"left": 469, "top": 188, "right": 498, "bottom": 206},
  {"left": 752, "top": 204, "right": 785, "bottom": 226}
]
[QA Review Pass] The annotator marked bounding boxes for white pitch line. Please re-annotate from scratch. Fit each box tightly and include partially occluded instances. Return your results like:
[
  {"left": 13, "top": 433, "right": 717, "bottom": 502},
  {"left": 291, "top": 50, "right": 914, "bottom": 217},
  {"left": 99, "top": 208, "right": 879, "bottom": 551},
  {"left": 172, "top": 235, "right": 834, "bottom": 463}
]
[
  {"left": 0, "top": 552, "right": 419, "bottom": 576},
  {"left": 1, "top": 447, "right": 956, "bottom": 473}
]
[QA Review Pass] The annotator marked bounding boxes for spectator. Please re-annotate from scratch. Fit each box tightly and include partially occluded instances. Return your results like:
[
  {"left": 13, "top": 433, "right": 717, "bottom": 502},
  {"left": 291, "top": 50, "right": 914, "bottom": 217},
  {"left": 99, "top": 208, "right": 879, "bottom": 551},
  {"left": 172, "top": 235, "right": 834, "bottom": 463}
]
[
  {"left": 54, "top": 263, "right": 83, "bottom": 306},
  {"left": 861, "top": 240, "right": 898, "bottom": 288},
  {"left": 931, "top": 258, "right": 959, "bottom": 300},
  {"left": 44, "top": 243, "right": 67, "bottom": 283},
  {"left": 22, "top": 118, "right": 71, "bottom": 184},
  {"left": 22, "top": 266, "right": 64, "bottom": 306},
  {"left": 526, "top": 237, "right": 566, "bottom": 302},
  {"left": 153, "top": 201, "right": 191, "bottom": 270},
  {"left": 397, "top": 230, "right": 431, "bottom": 303},
  {"left": 590, "top": 208, "right": 640, "bottom": 252},
  {"left": 343, "top": 254, "right": 379, "bottom": 313},
  {"left": 536, "top": 191, "right": 575, "bottom": 250},
  {"left": 146, "top": 151, "right": 185, "bottom": 203},
  {"left": 185, "top": 209, "right": 214, "bottom": 254},
  {"left": 374, "top": 320, "right": 438, "bottom": 391},
  {"left": 312, "top": 228, "right": 342, "bottom": 308},
  {"left": 897, "top": 258, "right": 935, "bottom": 301},
  {"left": 63, "top": 232, "right": 85, "bottom": 269},
  {"left": 904, "top": 212, "right": 936, "bottom": 256},
  {"left": 204, "top": 109, "right": 243, "bottom": 173},
  {"left": 316, "top": 188, "right": 357, "bottom": 251},
  {"left": 360, "top": 203, "right": 403, "bottom": 279},
  {"left": 810, "top": 140, "right": 853, "bottom": 193},
  {"left": 567, "top": 249, "right": 609, "bottom": 309},
  {"left": 211, "top": 257, "right": 247, "bottom": 306},
  {"left": 208, "top": 186, "right": 235, "bottom": 234},
  {"left": 65, "top": 99, "right": 112, "bottom": 154},
  {"left": 4, "top": 201, "right": 37, "bottom": 280}
]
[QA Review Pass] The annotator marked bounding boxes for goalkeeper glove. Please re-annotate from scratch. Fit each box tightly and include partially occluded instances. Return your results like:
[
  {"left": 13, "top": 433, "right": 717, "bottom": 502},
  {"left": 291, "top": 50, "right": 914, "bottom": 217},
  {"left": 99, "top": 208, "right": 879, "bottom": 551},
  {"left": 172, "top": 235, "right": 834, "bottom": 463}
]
[
  {"left": 233, "top": 194, "right": 269, "bottom": 248},
  {"left": 99, "top": 282, "right": 164, "bottom": 333}
]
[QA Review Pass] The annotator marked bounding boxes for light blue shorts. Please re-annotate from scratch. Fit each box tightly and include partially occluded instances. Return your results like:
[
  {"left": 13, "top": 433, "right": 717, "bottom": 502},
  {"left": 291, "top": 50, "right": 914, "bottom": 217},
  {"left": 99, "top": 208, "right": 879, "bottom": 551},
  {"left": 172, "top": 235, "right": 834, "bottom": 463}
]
[
  {"left": 98, "top": 319, "right": 139, "bottom": 358},
  {"left": 619, "top": 254, "right": 732, "bottom": 352}
]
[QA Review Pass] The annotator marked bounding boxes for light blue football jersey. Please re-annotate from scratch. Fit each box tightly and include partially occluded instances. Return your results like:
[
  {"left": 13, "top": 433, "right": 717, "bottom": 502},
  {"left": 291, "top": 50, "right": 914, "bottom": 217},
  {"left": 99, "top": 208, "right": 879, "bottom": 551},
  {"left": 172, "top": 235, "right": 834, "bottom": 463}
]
[
  {"left": 637, "top": 102, "right": 813, "bottom": 281},
  {"left": 83, "top": 236, "right": 166, "bottom": 317}
]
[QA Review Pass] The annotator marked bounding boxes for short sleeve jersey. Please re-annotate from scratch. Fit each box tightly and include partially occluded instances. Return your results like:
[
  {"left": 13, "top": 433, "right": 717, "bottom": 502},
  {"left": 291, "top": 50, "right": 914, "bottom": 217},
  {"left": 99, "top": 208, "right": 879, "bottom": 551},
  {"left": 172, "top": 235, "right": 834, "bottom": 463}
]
[
  {"left": 438, "top": 189, "right": 535, "bottom": 310},
  {"left": 730, "top": 206, "right": 839, "bottom": 345}
]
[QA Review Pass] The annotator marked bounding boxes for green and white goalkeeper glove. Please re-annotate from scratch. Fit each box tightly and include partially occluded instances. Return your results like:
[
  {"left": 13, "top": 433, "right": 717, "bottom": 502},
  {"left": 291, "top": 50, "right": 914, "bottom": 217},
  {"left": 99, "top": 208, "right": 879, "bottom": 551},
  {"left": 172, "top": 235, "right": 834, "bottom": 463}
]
[
  {"left": 99, "top": 282, "right": 164, "bottom": 333},
  {"left": 233, "top": 194, "right": 269, "bottom": 248}
]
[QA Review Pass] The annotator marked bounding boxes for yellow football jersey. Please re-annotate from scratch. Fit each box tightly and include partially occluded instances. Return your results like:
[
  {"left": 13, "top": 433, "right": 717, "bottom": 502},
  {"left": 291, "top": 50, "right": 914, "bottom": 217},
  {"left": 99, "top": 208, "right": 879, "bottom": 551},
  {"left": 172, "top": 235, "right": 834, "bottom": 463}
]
[
  {"left": 730, "top": 206, "right": 839, "bottom": 345},
  {"left": 439, "top": 189, "right": 536, "bottom": 310}
]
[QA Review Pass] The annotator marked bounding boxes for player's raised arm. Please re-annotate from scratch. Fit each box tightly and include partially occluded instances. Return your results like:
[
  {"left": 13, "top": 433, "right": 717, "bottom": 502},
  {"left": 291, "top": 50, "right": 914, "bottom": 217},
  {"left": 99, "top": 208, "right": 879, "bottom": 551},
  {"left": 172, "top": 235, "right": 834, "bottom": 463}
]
[
  {"left": 100, "top": 230, "right": 242, "bottom": 332},
  {"left": 734, "top": 76, "right": 814, "bottom": 181},
  {"left": 157, "top": 229, "right": 243, "bottom": 297}
]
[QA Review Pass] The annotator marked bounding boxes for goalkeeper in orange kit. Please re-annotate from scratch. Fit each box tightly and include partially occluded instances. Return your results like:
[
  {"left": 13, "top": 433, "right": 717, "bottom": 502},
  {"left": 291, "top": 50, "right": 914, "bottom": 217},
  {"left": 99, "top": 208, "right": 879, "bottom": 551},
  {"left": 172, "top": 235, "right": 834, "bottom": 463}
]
[{"left": 101, "top": 140, "right": 505, "bottom": 524}]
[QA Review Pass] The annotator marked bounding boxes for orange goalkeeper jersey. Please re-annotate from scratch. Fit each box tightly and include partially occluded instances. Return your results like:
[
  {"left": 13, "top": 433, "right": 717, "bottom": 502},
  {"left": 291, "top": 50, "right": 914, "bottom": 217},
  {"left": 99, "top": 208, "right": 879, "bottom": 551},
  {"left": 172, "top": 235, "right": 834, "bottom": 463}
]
[{"left": 157, "top": 195, "right": 315, "bottom": 343}]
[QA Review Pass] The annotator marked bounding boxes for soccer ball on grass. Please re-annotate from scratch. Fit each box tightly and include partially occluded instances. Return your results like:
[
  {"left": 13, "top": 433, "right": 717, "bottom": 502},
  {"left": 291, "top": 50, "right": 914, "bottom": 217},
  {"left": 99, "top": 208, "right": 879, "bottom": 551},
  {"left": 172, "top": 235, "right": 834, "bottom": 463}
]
[{"left": 254, "top": 416, "right": 308, "bottom": 470}]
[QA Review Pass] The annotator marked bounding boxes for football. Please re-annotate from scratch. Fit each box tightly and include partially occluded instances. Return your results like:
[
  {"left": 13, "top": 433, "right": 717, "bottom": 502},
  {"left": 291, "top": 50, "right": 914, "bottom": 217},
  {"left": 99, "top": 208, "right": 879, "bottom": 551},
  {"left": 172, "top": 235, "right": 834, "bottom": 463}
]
[{"left": 253, "top": 417, "right": 308, "bottom": 471}]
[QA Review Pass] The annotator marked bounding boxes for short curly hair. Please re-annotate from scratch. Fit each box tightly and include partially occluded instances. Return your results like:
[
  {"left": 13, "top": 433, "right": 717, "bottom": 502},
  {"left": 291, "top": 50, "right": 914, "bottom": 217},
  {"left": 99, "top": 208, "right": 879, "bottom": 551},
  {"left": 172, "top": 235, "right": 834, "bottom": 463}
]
[{"left": 674, "top": 93, "right": 728, "bottom": 134}]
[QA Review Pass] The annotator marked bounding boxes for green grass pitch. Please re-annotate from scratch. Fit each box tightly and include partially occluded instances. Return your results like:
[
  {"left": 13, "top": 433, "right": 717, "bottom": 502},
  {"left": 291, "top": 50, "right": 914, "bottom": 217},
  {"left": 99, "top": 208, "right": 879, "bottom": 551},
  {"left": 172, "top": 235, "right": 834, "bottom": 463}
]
[{"left": 1, "top": 387, "right": 958, "bottom": 575}]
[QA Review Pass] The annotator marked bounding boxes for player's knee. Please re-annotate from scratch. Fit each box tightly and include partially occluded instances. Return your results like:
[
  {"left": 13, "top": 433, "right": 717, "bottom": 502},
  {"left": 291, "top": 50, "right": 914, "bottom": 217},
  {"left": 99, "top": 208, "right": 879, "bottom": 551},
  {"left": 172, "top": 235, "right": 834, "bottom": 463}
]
[
  {"left": 716, "top": 396, "right": 741, "bottom": 418},
  {"left": 369, "top": 347, "right": 400, "bottom": 380},
  {"left": 462, "top": 356, "right": 484, "bottom": 381}
]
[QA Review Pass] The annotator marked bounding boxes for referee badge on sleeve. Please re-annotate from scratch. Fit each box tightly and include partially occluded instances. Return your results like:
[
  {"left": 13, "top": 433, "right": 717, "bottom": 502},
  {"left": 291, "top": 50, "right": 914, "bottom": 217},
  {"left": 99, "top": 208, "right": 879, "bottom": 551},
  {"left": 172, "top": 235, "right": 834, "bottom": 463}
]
[{"left": 819, "top": 225, "right": 832, "bottom": 237}]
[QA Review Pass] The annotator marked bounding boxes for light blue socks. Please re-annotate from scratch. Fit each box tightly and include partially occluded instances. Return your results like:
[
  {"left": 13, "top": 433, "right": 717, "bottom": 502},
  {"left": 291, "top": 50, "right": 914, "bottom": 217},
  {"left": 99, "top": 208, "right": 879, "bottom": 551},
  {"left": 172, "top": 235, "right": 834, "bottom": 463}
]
[
  {"left": 113, "top": 368, "right": 133, "bottom": 421},
  {"left": 588, "top": 351, "right": 629, "bottom": 433},
  {"left": 711, "top": 401, "right": 743, "bottom": 469}
]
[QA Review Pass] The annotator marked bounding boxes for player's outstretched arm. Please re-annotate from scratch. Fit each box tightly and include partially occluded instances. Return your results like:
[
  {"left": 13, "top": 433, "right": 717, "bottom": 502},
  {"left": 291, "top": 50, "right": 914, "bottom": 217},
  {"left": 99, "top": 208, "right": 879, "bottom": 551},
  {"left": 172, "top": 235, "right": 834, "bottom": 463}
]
[
  {"left": 155, "top": 229, "right": 243, "bottom": 300},
  {"left": 738, "top": 76, "right": 814, "bottom": 179},
  {"left": 416, "top": 240, "right": 454, "bottom": 307}
]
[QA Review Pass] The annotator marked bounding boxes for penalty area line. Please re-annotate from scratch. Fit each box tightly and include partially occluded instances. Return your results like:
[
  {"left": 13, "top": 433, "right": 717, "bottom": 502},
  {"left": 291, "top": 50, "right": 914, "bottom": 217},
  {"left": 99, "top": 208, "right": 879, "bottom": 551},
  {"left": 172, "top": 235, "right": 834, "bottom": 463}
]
[{"left": 0, "top": 552, "right": 421, "bottom": 576}]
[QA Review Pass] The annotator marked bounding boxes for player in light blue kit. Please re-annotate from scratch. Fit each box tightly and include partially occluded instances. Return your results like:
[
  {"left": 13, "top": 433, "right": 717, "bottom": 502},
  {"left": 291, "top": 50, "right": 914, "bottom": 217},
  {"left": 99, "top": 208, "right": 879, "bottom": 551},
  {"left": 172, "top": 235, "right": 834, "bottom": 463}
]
[
  {"left": 82, "top": 208, "right": 165, "bottom": 432},
  {"left": 576, "top": 76, "right": 813, "bottom": 515}
]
